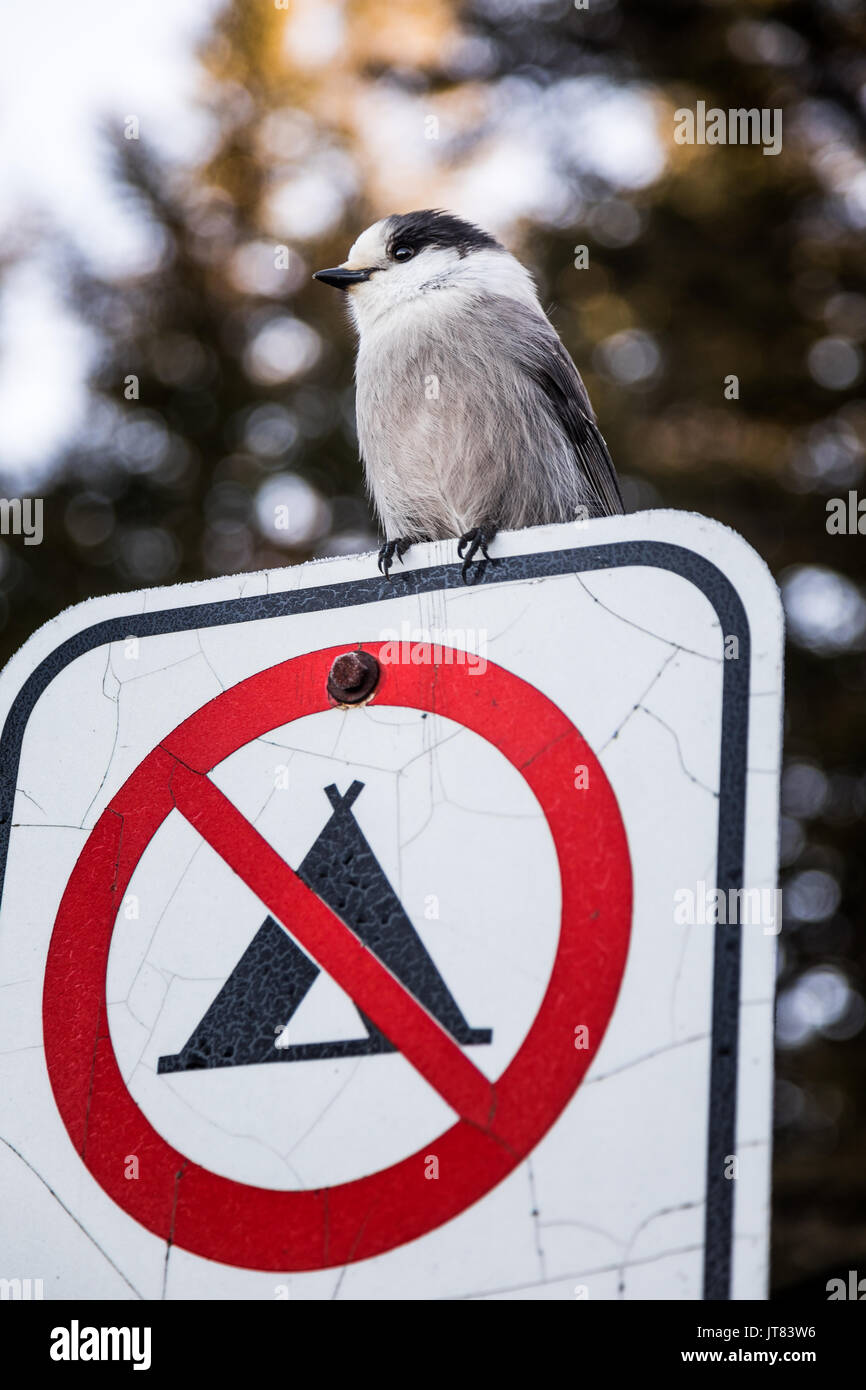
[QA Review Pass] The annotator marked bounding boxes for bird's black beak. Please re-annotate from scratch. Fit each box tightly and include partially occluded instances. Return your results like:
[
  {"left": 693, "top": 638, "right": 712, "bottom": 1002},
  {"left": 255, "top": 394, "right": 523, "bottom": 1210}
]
[{"left": 313, "top": 267, "right": 374, "bottom": 290}]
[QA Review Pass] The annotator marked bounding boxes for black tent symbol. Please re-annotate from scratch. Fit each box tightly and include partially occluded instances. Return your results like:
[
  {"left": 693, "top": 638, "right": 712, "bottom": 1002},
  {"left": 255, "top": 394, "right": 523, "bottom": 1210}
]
[{"left": 158, "top": 781, "right": 491, "bottom": 1073}]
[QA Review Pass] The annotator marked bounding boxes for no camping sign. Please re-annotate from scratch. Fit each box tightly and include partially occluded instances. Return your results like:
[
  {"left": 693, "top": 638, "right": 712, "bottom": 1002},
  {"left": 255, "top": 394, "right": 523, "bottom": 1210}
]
[{"left": 0, "top": 512, "right": 782, "bottom": 1300}]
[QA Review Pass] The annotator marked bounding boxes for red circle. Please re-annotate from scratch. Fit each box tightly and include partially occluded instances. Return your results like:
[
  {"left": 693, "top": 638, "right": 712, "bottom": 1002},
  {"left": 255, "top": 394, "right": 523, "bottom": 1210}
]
[{"left": 43, "top": 643, "right": 632, "bottom": 1271}]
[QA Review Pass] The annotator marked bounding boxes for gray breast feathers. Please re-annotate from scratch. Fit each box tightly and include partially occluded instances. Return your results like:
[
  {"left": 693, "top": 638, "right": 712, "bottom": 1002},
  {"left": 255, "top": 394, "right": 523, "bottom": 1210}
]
[{"left": 355, "top": 292, "right": 623, "bottom": 541}]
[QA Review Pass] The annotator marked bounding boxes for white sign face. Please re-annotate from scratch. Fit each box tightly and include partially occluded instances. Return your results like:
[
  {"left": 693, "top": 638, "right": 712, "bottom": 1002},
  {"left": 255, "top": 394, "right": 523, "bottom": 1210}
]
[{"left": 0, "top": 511, "right": 782, "bottom": 1301}]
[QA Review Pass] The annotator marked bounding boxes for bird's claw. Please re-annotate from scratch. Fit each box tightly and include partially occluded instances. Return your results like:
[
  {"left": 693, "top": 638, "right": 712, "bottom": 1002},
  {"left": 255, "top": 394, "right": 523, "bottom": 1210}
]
[
  {"left": 457, "top": 525, "right": 497, "bottom": 583},
  {"left": 378, "top": 538, "right": 412, "bottom": 579}
]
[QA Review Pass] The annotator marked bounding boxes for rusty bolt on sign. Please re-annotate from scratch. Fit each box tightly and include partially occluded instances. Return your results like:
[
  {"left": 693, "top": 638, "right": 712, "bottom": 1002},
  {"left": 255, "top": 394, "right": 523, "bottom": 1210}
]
[{"left": 327, "top": 650, "right": 380, "bottom": 705}]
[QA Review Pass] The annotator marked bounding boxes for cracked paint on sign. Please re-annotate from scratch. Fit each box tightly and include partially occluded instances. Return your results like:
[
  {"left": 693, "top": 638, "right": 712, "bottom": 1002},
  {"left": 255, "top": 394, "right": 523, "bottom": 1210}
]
[{"left": 0, "top": 513, "right": 782, "bottom": 1300}]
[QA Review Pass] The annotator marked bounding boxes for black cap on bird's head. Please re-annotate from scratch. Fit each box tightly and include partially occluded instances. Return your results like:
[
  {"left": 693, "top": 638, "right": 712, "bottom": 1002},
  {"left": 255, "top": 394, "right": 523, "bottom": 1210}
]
[
  {"left": 379, "top": 209, "right": 501, "bottom": 260},
  {"left": 312, "top": 210, "right": 503, "bottom": 290}
]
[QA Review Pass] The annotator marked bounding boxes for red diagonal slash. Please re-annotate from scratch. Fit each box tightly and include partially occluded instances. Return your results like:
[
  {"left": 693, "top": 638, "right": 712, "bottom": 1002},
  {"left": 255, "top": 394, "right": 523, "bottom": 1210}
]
[{"left": 165, "top": 755, "right": 497, "bottom": 1132}]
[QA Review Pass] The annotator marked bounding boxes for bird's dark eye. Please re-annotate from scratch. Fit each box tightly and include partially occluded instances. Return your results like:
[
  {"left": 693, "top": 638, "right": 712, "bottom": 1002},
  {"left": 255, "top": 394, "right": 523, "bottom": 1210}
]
[{"left": 392, "top": 245, "right": 415, "bottom": 262}]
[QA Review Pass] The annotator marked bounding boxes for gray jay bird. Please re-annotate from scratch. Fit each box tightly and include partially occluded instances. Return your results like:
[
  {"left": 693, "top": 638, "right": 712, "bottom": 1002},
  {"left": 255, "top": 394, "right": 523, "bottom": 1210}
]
[{"left": 314, "top": 210, "right": 623, "bottom": 580}]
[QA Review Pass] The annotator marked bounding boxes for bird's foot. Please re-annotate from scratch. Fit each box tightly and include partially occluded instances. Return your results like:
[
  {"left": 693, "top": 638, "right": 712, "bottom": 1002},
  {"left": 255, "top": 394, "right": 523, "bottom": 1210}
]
[
  {"left": 457, "top": 524, "right": 498, "bottom": 584},
  {"left": 378, "top": 537, "right": 412, "bottom": 579}
]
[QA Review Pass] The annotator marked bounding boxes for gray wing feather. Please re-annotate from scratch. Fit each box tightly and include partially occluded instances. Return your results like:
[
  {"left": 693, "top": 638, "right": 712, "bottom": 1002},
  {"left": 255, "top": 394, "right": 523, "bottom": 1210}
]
[{"left": 501, "top": 299, "right": 624, "bottom": 517}]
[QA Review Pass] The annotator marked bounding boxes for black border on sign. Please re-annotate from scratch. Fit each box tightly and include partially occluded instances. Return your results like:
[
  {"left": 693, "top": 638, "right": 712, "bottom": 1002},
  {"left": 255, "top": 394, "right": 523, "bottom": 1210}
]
[{"left": 0, "top": 541, "right": 750, "bottom": 1300}]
